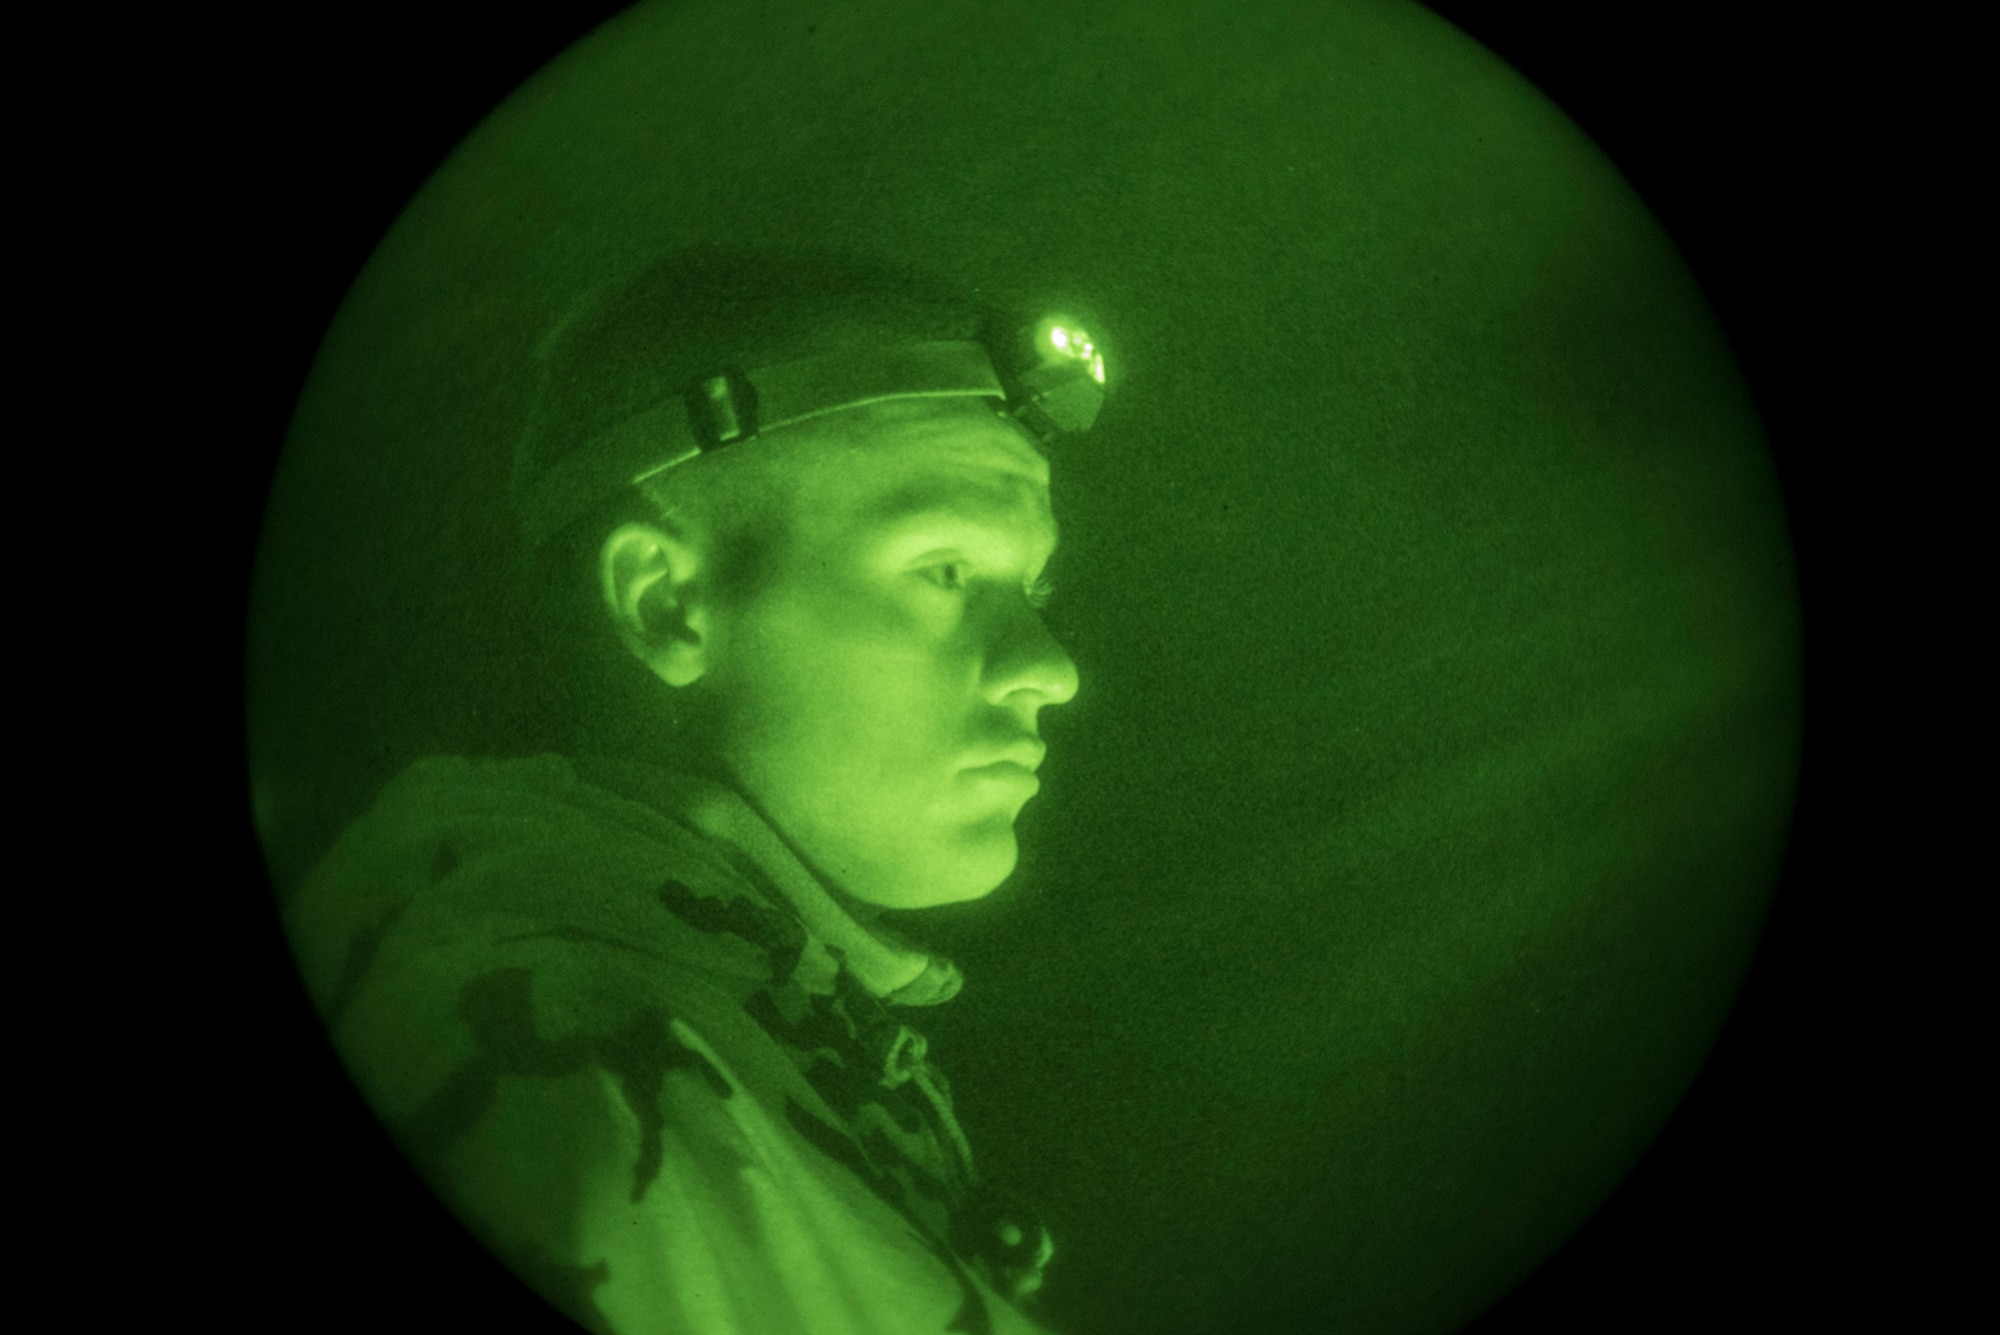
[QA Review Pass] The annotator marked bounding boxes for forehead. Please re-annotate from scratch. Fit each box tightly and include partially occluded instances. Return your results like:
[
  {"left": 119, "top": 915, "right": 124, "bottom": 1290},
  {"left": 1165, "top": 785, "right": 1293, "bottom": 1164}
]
[{"left": 785, "top": 399, "right": 1057, "bottom": 543}]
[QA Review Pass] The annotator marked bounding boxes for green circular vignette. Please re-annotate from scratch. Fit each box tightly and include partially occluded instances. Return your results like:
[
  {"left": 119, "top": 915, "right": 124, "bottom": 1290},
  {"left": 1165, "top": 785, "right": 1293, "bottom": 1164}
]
[{"left": 247, "top": 3, "right": 1802, "bottom": 1332}]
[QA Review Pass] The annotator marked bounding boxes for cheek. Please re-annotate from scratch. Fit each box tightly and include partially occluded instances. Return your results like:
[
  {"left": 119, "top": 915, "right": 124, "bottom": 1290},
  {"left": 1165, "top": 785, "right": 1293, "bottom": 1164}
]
[{"left": 725, "top": 593, "right": 966, "bottom": 770}]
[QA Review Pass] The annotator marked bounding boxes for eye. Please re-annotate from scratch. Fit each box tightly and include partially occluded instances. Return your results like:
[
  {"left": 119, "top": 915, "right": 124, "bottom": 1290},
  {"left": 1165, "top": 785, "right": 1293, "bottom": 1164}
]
[
  {"left": 1025, "top": 574, "right": 1057, "bottom": 610},
  {"left": 921, "top": 560, "right": 968, "bottom": 592}
]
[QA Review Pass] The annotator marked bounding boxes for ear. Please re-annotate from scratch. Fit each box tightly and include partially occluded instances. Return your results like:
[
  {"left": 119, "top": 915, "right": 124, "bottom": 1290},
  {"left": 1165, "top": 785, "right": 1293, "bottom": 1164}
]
[{"left": 599, "top": 521, "right": 712, "bottom": 688}]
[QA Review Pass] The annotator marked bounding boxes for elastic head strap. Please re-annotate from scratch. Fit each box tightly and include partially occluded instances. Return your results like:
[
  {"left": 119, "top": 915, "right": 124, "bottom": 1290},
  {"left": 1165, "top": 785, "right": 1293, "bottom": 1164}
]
[{"left": 517, "top": 340, "right": 1007, "bottom": 550}]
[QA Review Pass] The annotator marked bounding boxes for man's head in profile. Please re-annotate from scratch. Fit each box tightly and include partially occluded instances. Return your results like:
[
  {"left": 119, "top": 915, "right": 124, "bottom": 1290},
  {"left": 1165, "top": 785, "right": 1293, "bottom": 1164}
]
[
  {"left": 519, "top": 248, "right": 1084, "bottom": 912},
  {"left": 287, "top": 247, "right": 1095, "bottom": 1333}
]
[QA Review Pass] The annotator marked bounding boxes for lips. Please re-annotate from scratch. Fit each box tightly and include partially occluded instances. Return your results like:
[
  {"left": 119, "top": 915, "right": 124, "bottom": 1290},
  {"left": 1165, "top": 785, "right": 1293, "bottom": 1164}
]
[
  {"left": 961, "top": 760, "right": 1042, "bottom": 801},
  {"left": 963, "top": 740, "right": 1047, "bottom": 773}
]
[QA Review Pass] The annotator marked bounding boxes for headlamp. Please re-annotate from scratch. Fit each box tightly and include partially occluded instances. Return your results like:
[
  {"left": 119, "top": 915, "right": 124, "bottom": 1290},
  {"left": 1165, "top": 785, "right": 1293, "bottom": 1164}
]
[
  {"left": 1000, "top": 316, "right": 1109, "bottom": 441},
  {"left": 519, "top": 312, "right": 1109, "bottom": 549}
]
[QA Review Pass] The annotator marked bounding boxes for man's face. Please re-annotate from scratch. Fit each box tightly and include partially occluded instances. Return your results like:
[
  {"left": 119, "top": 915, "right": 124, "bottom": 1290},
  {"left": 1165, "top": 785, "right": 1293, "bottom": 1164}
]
[{"left": 700, "top": 400, "right": 1078, "bottom": 909}]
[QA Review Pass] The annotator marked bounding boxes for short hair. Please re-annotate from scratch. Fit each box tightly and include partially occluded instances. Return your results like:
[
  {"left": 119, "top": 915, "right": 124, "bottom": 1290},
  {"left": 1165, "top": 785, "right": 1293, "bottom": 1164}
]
[
  {"left": 515, "top": 245, "right": 993, "bottom": 543},
  {"left": 513, "top": 246, "right": 995, "bottom": 747}
]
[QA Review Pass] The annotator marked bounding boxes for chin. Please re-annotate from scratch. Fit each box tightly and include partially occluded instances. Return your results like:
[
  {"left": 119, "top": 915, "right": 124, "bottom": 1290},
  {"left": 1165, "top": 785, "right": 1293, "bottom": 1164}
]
[{"left": 914, "top": 826, "right": 1020, "bottom": 908}]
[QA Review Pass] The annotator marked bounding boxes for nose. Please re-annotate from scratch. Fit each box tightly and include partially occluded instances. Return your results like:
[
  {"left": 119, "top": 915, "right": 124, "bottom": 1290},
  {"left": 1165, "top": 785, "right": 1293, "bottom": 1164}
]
[{"left": 982, "top": 598, "right": 1080, "bottom": 712}]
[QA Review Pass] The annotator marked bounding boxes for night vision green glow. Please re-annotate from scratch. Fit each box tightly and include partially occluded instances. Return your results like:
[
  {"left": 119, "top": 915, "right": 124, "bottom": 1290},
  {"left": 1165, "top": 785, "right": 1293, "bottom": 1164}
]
[
  {"left": 247, "top": 2, "right": 1800, "bottom": 1333},
  {"left": 1042, "top": 320, "right": 1106, "bottom": 385}
]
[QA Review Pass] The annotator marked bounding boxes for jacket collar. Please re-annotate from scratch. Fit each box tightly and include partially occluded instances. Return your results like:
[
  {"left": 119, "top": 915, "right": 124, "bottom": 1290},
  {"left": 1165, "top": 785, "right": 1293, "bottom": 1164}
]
[{"left": 575, "top": 755, "right": 964, "bottom": 1006}]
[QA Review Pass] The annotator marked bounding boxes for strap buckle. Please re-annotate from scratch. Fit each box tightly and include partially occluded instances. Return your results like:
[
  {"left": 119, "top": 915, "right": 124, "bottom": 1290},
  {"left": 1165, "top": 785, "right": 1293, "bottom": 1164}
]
[{"left": 684, "top": 368, "right": 760, "bottom": 450}]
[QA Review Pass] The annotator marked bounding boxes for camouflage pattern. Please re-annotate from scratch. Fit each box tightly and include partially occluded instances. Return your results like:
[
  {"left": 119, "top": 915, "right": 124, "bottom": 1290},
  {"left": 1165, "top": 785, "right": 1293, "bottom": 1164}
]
[{"left": 287, "top": 754, "right": 1055, "bottom": 1334}]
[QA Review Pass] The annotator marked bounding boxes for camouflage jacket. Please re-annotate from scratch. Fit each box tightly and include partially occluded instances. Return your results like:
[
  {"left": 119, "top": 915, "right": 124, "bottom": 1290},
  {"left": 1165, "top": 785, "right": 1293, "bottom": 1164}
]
[{"left": 286, "top": 754, "right": 1056, "bottom": 1334}]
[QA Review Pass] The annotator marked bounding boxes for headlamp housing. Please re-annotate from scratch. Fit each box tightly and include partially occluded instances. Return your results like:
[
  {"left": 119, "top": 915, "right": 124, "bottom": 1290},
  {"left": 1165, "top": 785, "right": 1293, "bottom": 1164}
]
[{"left": 995, "top": 316, "right": 1109, "bottom": 442}]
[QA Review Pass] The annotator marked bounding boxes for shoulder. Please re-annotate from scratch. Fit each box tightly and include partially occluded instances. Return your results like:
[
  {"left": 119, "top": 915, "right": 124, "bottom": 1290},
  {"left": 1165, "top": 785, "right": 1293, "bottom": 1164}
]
[{"left": 285, "top": 755, "right": 804, "bottom": 1106}]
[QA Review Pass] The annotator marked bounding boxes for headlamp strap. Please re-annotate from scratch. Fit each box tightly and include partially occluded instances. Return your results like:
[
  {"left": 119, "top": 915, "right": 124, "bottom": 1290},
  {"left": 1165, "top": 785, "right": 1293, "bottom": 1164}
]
[{"left": 519, "top": 340, "right": 1007, "bottom": 549}]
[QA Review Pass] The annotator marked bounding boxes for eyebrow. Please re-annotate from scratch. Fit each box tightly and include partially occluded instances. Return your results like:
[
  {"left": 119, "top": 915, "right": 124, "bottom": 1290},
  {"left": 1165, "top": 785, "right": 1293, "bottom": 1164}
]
[
  {"left": 863, "top": 471, "right": 1050, "bottom": 527},
  {"left": 861, "top": 483, "right": 1059, "bottom": 556}
]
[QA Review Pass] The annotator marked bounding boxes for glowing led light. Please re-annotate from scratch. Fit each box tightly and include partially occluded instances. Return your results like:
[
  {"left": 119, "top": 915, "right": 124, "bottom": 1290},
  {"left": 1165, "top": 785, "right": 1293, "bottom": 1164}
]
[{"left": 1028, "top": 316, "right": 1109, "bottom": 397}]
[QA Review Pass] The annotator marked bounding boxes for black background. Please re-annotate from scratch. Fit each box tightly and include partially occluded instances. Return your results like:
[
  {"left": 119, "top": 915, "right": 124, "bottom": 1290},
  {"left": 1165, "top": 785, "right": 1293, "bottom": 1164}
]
[{"left": 178, "top": 3, "right": 1890, "bottom": 1330}]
